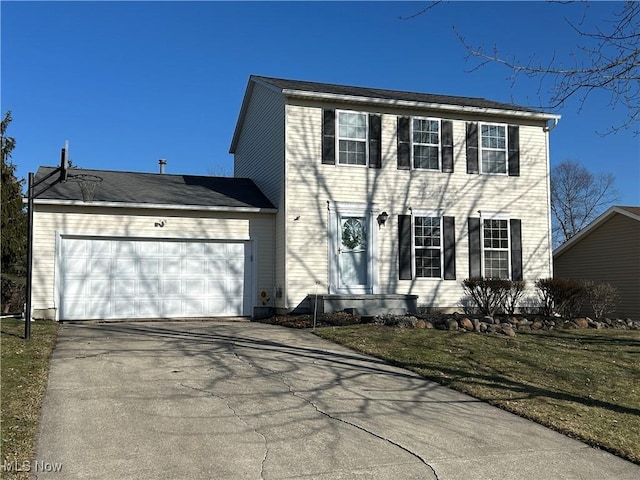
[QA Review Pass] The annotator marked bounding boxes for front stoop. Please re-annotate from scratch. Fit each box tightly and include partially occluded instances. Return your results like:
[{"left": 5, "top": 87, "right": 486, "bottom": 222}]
[{"left": 310, "top": 294, "right": 418, "bottom": 316}]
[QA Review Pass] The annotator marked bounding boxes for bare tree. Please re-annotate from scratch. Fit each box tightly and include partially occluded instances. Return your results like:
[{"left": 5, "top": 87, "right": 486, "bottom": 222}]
[
  {"left": 455, "top": 1, "right": 640, "bottom": 135},
  {"left": 551, "top": 159, "right": 618, "bottom": 247}
]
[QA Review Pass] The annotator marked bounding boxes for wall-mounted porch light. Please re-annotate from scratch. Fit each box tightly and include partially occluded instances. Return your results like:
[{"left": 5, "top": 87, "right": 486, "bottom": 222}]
[{"left": 377, "top": 211, "right": 389, "bottom": 227}]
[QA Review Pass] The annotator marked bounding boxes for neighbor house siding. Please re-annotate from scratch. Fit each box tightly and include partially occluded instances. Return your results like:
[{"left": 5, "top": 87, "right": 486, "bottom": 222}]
[
  {"left": 232, "top": 81, "right": 286, "bottom": 309},
  {"left": 554, "top": 214, "right": 640, "bottom": 320},
  {"left": 283, "top": 101, "right": 552, "bottom": 311},
  {"left": 31, "top": 205, "right": 275, "bottom": 318}
]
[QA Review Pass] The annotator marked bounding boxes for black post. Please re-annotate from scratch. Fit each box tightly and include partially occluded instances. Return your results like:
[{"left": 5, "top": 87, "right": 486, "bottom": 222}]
[{"left": 25, "top": 172, "right": 35, "bottom": 339}]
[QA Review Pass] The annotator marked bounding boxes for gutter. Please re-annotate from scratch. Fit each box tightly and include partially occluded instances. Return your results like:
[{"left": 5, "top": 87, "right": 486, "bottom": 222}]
[
  {"left": 281, "top": 89, "right": 561, "bottom": 122},
  {"left": 32, "top": 199, "right": 278, "bottom": 214}
]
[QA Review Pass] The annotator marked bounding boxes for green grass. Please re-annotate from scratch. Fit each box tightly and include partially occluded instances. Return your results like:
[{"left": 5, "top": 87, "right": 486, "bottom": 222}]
[
  {"left": 315, "top": 325, "right": 640, "bottom": 464},
  {"left": 1, "top": 319, "right": 59, "bottom": 479}
]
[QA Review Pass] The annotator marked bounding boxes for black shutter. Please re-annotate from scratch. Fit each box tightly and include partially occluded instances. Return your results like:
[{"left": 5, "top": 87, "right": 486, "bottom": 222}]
[
  {"left": 468, "top": 217, "right": 482, "bottom": 278},
  {"left": 466, "top": 122, "right": 479, "bottom": 174},
  {"left": 441, "top": 120, "right": 454, "bottom": 173},
  {"left": 510, "top": 219, "right": 523, "bottom": 281},
  {"left": 508, "top": 125, "right": 520, "bottom": 176},
  {"left": 443, "top": 216, "right": 456, "bottom": 280},
  {"left": 397, "top": 116, "right": 411, "bottom": 170},
  {"left": 369, "top": 114, "right": 381, "bottom": 169},
  {"left": 322, "top": 109, "right": 335, "bottom": 165},
  {"left": 398, "top": 215, "right": 412, "bottom": 280}
]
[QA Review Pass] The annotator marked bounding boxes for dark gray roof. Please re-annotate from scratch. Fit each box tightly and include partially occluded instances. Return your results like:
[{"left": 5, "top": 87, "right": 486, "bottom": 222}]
[
  {"left": 252, "top": 75, "right": 545, "bottom": 114},
  {"left": 34, "top": 167, "right": 276, "bottom": 210}
]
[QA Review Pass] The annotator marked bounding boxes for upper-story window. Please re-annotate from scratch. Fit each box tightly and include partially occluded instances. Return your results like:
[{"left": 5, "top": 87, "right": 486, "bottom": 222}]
[
  {"left": 337, "top": 111, "right": 368, "bottom": 165},
  {"left": 466, "top": 122, "right": 520, "bottom": 176},
  {"left": 322, "top": 109, "right": 381, "bottom": 168},
  {"left": 398, "top": 117, "right": 454, "bottom": 172},
  {"left": 412, "top": 118, "right": 440, "bottom": 170},
  {"left": 480, "top": 123, "right": 507, "bottom": 174}
]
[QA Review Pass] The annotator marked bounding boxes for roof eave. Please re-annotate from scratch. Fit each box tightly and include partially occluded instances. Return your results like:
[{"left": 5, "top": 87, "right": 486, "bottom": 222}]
[
  {"left": 553, "top": 206, "right": 640, "bottom": 257},
  {"left": 33, "top": 198, "right": 277, "bottom": 213},
  {"left": 282, "top": 89, "right": 561, "bottom": 122}
]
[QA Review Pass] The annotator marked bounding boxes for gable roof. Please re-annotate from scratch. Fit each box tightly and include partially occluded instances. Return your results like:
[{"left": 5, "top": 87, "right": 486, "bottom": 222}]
[
  {"left": 230, "top": 75, "right": 560, "bottom": 152},
  {"left": 33, "top": 167, "right": 276, "bottom": 212},
  {"left": 553, "top": 206, "right": 640, "bottom": 257}
]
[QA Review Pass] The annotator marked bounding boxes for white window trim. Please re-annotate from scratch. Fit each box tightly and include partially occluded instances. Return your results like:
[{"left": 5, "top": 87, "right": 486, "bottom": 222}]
[
  {"left": 479, "top": 122, "right": 509, "bottom": 175},
  {"left": 479, "top": 214, "right": 511, "bottom": 280},
  {"left": 411, "top": 209, "right": 444, "bottom": 279},
  {"left": 336, "top": 109, "right": 369, "bottom": 167},
  {"left": 411, "top": 116, "right": 442, "bottom": 171}
]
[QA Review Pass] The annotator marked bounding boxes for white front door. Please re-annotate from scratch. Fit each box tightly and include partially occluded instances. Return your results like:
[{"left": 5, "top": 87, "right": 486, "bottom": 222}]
[
  {"left": 339, "top": 216, "right": 368, "bottom": 289},
  {"left": 329, "top": 203, "right": 377, "bottom": 294}
]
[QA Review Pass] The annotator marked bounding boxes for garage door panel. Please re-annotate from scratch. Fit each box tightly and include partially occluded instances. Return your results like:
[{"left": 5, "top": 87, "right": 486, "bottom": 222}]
[
  {"left": 161, "top": 278, "right": 181, "bottom": 295},
  {"left": 114, "top": 300, "right": 135, "bottom": 317},
  {"left": 89, "top": 258, "right": 111, "bottom": 274},
  {"left": 115, "top": 279, "right": 135, "bottom": 296},
  {"left": 88, "top": 301, "right": 111, "bottom": 318},
  {"left": 115, "top": 258, "right": 136, "bottom": 275},
  {"left": 88, "top": 279, "right": 111, "bottom": 296},
  {"left": 60, "top": 237, "right": 251, "bottom": 320},
  {"left": 184, "top": 258, "right": 205, "bottom": 274},
  {"left": 63, "top": 239, "right": 89, "bottom": 256},
  {"left": 140, "top": 258, "right": 160, "bottom": 274},
  {"left": 64, "top": 258, "right": 87, "bottom": 274}
]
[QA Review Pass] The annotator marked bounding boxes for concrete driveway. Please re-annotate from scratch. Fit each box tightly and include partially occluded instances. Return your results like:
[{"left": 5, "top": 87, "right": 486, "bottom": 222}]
[{"left": 34, "top": 321, "right": 639, "bottom": 480}]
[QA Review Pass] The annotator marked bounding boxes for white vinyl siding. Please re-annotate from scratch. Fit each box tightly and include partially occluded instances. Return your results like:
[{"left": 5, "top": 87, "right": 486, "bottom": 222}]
[{"left": 283, "top": 103, "right": 551, "bottom": 310}]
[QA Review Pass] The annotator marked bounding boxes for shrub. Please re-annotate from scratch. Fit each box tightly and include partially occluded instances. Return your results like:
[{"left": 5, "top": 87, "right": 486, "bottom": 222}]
[
  {"left": 534, "top": 278, "right": 585, "bottom": 318},
  {"left": 501, "top": 280, "right": 526, "bottom": 315},
  {"left": 462, "top": 278, "right": 511, "bottom": 317},
  {"left": 585, "top": 281, "right": 619, "bottom": 319},
  {"left": 1, "top": 274, "right": 25, "bottom": 314}
]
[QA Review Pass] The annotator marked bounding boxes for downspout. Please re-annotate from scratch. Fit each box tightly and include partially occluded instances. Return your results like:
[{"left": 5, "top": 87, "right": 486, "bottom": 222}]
[{"left": 544, "top": 117, "right": 560, "bottom": 277}]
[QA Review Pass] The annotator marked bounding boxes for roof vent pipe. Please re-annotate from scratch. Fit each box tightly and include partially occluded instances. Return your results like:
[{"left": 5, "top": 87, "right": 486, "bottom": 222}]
[{"left": 159, "top": 159, "right": 167, "bottom": 174}]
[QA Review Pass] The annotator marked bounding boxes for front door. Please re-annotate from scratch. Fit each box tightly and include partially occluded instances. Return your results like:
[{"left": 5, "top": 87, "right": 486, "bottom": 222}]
[
  {"left": 329, "top": 203, "right": 377, "bottom": 294},
  {"left": 339, "top": 216, "right": 368, "bottom": 290}
]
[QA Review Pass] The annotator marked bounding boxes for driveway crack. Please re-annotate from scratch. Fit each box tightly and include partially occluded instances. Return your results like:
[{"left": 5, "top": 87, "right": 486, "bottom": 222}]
[
  {"left": 180, "top": 383, "right": 268, "bottom": 480},
  {"left": 281, "top": 377, "right": 440, "bottom": 480},
  {"left": 229, "top": 344, "right": 439, "bottom": 480}
]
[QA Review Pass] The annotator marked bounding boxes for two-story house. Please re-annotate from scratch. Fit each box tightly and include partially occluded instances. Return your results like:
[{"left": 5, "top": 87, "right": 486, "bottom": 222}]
[
  {"left": 28, "top": 75, "right": 559, "bottom": 321},
  {"left": 231, "top": 75, "right": 560, "bottom": 315}
]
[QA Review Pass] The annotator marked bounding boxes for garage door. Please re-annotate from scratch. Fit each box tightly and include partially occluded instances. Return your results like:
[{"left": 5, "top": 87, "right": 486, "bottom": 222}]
[{"left": 59, "top": 237, "right": 252, "bottom": 320}]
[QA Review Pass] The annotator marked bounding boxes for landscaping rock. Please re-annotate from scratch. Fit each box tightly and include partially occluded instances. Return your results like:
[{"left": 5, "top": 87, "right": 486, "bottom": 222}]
[
  {"left": 460, "top": 317, "right": 474, "bottom": 331},
  {"left": 573, "top": 317, "right": 589, "bottom": 329}
]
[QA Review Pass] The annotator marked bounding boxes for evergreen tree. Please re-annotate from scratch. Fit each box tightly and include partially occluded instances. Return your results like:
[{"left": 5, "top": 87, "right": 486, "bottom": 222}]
[{"left": 1, "top": 111, "right": 27, "bottom": 312}]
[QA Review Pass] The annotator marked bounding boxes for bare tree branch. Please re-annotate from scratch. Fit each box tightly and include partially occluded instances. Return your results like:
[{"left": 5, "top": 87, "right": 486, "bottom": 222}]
[
  {"left": 551, "top": 159, "right": 619, "bottom": 247},
  {"left": 454, "top": 1, "right": 639, "bottom": 135}
]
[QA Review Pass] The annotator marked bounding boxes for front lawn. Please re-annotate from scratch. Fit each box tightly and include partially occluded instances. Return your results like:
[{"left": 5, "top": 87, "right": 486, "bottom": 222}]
[
  {"left": 315, "top": 325, "right": 640, "bottom": 464},
  {"left": 1, "top": 319, "right": 59, "bottom": 479}
]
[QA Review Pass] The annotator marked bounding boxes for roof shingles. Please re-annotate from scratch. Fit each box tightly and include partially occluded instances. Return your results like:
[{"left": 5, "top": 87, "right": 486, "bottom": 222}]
[{"left": 34, "top": 167, "right": 275, "bottom": 210}]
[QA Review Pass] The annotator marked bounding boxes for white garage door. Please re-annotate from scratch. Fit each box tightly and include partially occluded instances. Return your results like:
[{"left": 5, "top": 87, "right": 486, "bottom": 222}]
[{"left": 59, "top": 237, "right": 252, "bottom": 320}]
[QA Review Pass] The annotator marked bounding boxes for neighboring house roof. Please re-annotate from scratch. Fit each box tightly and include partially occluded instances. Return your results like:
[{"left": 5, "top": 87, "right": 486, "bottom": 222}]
[
  {"left": 553, "top": 206, "right": 640, "bottom": 257},
  {"left": 33, "top": 167, "right": 276, "bottom": 211},
  {"left": 230, "top": 75, "right": 560, "bottom": 152}
]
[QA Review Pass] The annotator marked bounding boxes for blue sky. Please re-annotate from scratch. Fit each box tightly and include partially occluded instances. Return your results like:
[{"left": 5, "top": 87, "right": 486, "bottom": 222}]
[{"left": 2, "top": 1, "right": 638, "bottom": 206}]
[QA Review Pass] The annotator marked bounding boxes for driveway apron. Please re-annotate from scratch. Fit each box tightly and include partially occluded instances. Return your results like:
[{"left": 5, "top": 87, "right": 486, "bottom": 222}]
[{"left": 34, "top": 321, "right": 639, "bottom": 479}]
